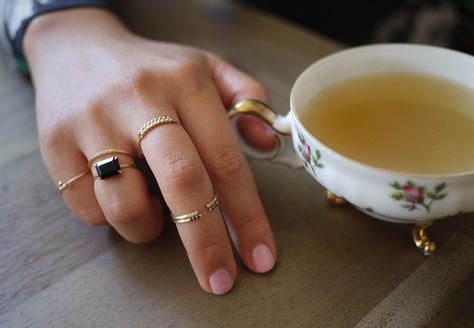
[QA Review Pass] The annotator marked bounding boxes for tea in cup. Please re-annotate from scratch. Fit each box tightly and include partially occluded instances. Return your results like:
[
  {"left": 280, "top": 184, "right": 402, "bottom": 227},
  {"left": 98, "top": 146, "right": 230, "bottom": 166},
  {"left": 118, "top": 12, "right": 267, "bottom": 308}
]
[{"left": 229, "top": 44, "right": 474, "bottom": 255}]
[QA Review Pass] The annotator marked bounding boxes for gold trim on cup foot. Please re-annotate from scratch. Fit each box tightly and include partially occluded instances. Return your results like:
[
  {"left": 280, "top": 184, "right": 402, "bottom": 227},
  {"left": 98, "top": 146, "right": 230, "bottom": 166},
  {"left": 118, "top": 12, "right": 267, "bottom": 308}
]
[
  {"left": 412, "top": 223, "right": 436, "bottom": 256},
  {"left": 326, "top": 191, "right": 347, "bottom": 206}
]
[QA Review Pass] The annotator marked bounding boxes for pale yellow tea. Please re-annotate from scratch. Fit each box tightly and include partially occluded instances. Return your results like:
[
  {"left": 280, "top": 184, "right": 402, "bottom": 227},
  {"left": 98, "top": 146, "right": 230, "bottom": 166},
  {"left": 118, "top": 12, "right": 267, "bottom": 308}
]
[{"left": 301, "top": 73, "right": 474, "bottom": 174}]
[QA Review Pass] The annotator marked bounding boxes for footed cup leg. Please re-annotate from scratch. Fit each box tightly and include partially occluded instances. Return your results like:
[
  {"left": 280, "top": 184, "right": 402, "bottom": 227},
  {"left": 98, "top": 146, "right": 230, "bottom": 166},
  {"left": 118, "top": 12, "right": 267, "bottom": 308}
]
[
  {"left": 412, "top": 223, "right": 436, "bottom": 256},
  {"left": 326, "top": 191, "right": 347, "bottom": 206}
]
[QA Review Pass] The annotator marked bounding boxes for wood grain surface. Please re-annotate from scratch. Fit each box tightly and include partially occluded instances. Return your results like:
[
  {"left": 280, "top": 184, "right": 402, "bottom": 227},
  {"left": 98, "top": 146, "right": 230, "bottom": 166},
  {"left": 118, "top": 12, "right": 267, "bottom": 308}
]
[{"left": 1, "top": 0, "right": 473, "bottom": 327}]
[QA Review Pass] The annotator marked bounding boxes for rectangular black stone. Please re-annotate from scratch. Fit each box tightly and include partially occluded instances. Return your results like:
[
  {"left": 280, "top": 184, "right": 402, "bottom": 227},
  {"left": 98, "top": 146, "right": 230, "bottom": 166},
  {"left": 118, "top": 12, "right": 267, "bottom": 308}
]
[{"left": 95, "top": 156, "right": 121, "bottom": 179}]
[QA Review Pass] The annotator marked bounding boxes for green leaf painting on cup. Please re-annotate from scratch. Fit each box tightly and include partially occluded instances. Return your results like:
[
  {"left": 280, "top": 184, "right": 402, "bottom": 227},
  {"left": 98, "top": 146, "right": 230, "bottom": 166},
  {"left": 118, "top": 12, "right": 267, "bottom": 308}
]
[
  {"left": 297, "top": 133, "right": 324, "bottom": 175},
  {"left": 390, "top": 181, "right": 447, "bottom": 212}
]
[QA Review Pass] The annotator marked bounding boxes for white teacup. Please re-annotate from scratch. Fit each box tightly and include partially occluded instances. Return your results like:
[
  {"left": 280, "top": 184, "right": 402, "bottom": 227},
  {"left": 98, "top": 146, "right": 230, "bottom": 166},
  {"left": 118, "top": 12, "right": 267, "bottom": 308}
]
[{"left": 229, "top": 44, "right": 474, "bottom": 255}]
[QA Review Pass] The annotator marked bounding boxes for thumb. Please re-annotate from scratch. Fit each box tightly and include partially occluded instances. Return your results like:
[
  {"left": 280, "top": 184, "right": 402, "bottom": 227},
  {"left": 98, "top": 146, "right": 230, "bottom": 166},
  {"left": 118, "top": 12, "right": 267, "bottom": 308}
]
[{"left": 205, "top": 52, "right": 277, "bottom": 152}]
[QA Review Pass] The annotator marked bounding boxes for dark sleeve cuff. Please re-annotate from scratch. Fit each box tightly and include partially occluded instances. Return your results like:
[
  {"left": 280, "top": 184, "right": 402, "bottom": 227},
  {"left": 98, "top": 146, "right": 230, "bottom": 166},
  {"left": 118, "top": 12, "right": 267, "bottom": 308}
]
[{"left": 3, "top": 0, "right": 114, "bottom": 74}]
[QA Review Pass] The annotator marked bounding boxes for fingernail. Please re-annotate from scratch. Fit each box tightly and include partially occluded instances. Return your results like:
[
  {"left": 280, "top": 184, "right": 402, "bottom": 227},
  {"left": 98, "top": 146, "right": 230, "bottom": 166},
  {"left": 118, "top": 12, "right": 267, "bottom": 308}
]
[
  {"left": 252, "top": 244, "right": 275, "bottom": 273},
  {"left": 263, "top": 122, "right": 275, "bottom": 135},
  {"left": 209, "top": 268, "right": 233, "bottom": 295}
]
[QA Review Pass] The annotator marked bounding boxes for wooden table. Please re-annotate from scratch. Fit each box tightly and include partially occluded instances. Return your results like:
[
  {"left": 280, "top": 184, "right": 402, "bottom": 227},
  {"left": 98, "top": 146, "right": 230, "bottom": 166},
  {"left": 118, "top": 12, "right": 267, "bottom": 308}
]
[{"left": 1, "top": 1, "right": 474, "bottom": 326}]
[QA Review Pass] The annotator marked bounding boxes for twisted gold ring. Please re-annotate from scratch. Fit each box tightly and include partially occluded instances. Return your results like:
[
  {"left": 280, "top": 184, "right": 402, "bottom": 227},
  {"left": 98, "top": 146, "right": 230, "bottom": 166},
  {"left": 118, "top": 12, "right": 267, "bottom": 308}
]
[
  {"left": 57, "top": 170, "right": 89, "bottom": 192},
  {"left": 137, "top": 116, "right": 178, "bottom": 145},
  {"left": 171, "top": 194, "right": 219, "bottom": 224}
]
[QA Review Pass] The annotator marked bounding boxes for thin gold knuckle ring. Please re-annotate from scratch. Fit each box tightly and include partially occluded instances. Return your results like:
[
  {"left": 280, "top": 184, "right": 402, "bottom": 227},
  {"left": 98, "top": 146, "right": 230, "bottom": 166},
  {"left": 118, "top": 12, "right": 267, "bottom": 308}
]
[
  {"left": 57, "top": 170, "right": 89, "bottom": 192},
  {"left": 206, "top": 195, "right": 219, "bottom": 212},
  {"left": 137, "top": 116, "right": 178, "bottom": 144},
  {"left": 171, "top": 194, "right": 219, "bottom": 224}
]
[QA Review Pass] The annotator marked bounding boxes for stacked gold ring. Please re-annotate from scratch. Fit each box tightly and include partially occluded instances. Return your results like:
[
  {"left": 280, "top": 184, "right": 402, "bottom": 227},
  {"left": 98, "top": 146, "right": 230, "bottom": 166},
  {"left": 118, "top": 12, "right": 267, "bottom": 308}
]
[
  {"left": 57, "top": 148, "right": 135, "bottom": 192},
  {"left": 58, "top": 114, "right": 178, "bottom": 193}
]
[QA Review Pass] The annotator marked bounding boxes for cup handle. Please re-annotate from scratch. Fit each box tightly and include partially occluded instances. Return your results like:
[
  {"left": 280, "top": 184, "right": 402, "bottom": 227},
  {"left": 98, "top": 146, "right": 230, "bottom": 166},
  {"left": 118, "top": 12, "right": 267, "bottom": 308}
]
[{"left": 228, "top": 99, "right": 303, "bottom": 169}]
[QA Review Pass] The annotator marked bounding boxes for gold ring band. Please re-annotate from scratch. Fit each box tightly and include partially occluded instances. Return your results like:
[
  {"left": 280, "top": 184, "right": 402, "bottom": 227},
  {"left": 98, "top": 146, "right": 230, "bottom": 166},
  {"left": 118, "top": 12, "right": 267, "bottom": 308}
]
[
  {"left": 57, "top": 170, "right": 89, "bottom": 192},
  {"left": 137, "top": 116, "right": 178, "bottom": 144},
  {"left": 171, "top": 194, "right": 219, "bottom": 224},
  {"left": 206, "top": 195, "right": 219, "bottom": 212},
  {"left": 171, "top": 211, "right": 203, "bottom": 224},
  {"left": 87, "top": 149, "right": 133, "bottom": 168}
]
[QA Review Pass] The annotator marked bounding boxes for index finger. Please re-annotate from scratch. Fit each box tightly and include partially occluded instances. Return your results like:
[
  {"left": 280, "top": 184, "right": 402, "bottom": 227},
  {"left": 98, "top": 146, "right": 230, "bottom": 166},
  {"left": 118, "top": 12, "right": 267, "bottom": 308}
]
[{"left": 177, "top": 86, "right": 277, "bottom": 274}]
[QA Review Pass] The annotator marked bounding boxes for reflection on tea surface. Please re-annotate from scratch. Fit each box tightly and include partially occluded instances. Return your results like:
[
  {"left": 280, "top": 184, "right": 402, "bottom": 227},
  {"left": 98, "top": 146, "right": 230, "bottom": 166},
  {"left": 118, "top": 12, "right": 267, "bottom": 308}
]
[{"left": 302, "top": 73, "right": 474, "bottom": 175}]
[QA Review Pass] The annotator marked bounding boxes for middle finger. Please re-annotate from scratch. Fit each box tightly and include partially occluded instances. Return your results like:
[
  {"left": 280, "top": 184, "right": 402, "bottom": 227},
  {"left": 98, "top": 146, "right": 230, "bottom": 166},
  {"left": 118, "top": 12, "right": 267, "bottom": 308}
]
[{"left": 139, "top": 109, "right": 237, "bottom": 295}]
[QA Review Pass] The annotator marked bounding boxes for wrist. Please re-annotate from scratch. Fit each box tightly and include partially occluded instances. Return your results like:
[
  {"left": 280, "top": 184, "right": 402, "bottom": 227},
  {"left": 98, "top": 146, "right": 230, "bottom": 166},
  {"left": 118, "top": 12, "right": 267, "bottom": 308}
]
[{"left": 24, "top": 8, "right": 129, "bottom": 70}]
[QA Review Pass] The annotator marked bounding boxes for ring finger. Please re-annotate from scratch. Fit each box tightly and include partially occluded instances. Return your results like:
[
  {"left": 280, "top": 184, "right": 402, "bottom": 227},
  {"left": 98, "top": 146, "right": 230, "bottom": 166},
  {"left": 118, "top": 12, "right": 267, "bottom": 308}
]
[{"left": 81, "top": 142, "right": 164, "bottom": 244}]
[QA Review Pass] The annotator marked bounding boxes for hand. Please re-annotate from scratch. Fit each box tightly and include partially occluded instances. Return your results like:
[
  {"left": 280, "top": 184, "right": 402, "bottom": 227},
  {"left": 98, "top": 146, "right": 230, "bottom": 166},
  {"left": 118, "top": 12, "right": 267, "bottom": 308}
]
[{"left": 24, "top": 8, "right": 277, "bottom": 295}]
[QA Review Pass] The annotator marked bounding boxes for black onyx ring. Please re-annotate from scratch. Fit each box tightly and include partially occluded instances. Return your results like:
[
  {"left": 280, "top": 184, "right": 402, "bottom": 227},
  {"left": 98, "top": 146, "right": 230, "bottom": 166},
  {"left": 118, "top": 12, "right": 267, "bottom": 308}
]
[
  {"left": 93, "top": 156, "right": 135, "bottom": 180},
  {"left": 87, "top": 148, "right": 133, "bottom": 168}
]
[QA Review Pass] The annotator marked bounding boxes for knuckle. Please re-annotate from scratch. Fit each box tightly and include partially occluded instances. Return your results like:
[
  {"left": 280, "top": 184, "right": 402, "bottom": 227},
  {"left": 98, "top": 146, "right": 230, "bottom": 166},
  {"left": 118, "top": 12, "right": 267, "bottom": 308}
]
[
  {"left": 188, "top": 236, "right": 228, "bottom": 263},
  {"left": 78, "top": 99, "right": 108, "bottom": 125},
  {"left": 106, "top": 199, "right": 144, "bottom": 226},
  {"left": 127, "top": 68, "right": 154, "bottom": 93},
  {"left": 162, "top": 152, "right": 206, "bottom": 192},
  {"left": 173, "top": 62, "right": 207, "bottom": 91},
  {"left": 232, "top": 205, "right": 268, "bottom": 237},
  {"left": 211, "top": 145, "right": 245, "bottom": 183},
  {"left": 39, "top": 119, "right": 69, "bottom": 151}
]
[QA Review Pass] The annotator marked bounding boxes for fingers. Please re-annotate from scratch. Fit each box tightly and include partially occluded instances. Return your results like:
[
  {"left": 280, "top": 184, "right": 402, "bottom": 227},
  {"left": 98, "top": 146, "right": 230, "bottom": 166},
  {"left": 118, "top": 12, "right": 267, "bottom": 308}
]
[
  {"left": 140, "top": 114, "right": 237, "bottom": 295},
  {"left": 205, "top": 52, "right": 268, "bottom": 106},
  {"left": 41, "top": 118, "right": 163, "bottom": 243},
  {"left": 40, "top": 138, "right": 106, "bottom": 225},
  {"left": 177, "top": 86, "right": 277, "bottom": 274},
  {"left": 41, "top": 49, "right": 277, "bottom": 296},
  {"left": 236, "top": 115, "right": 278, "bottom": 152},
  {"left": 94, "top": 159, "right": 164, "bottom": 244},
  {"left": 80, "top": 143, "right": 164, "bottom": 244},
  {"left": 206, "top": 53, "right": 278, "bottom": 151}
]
